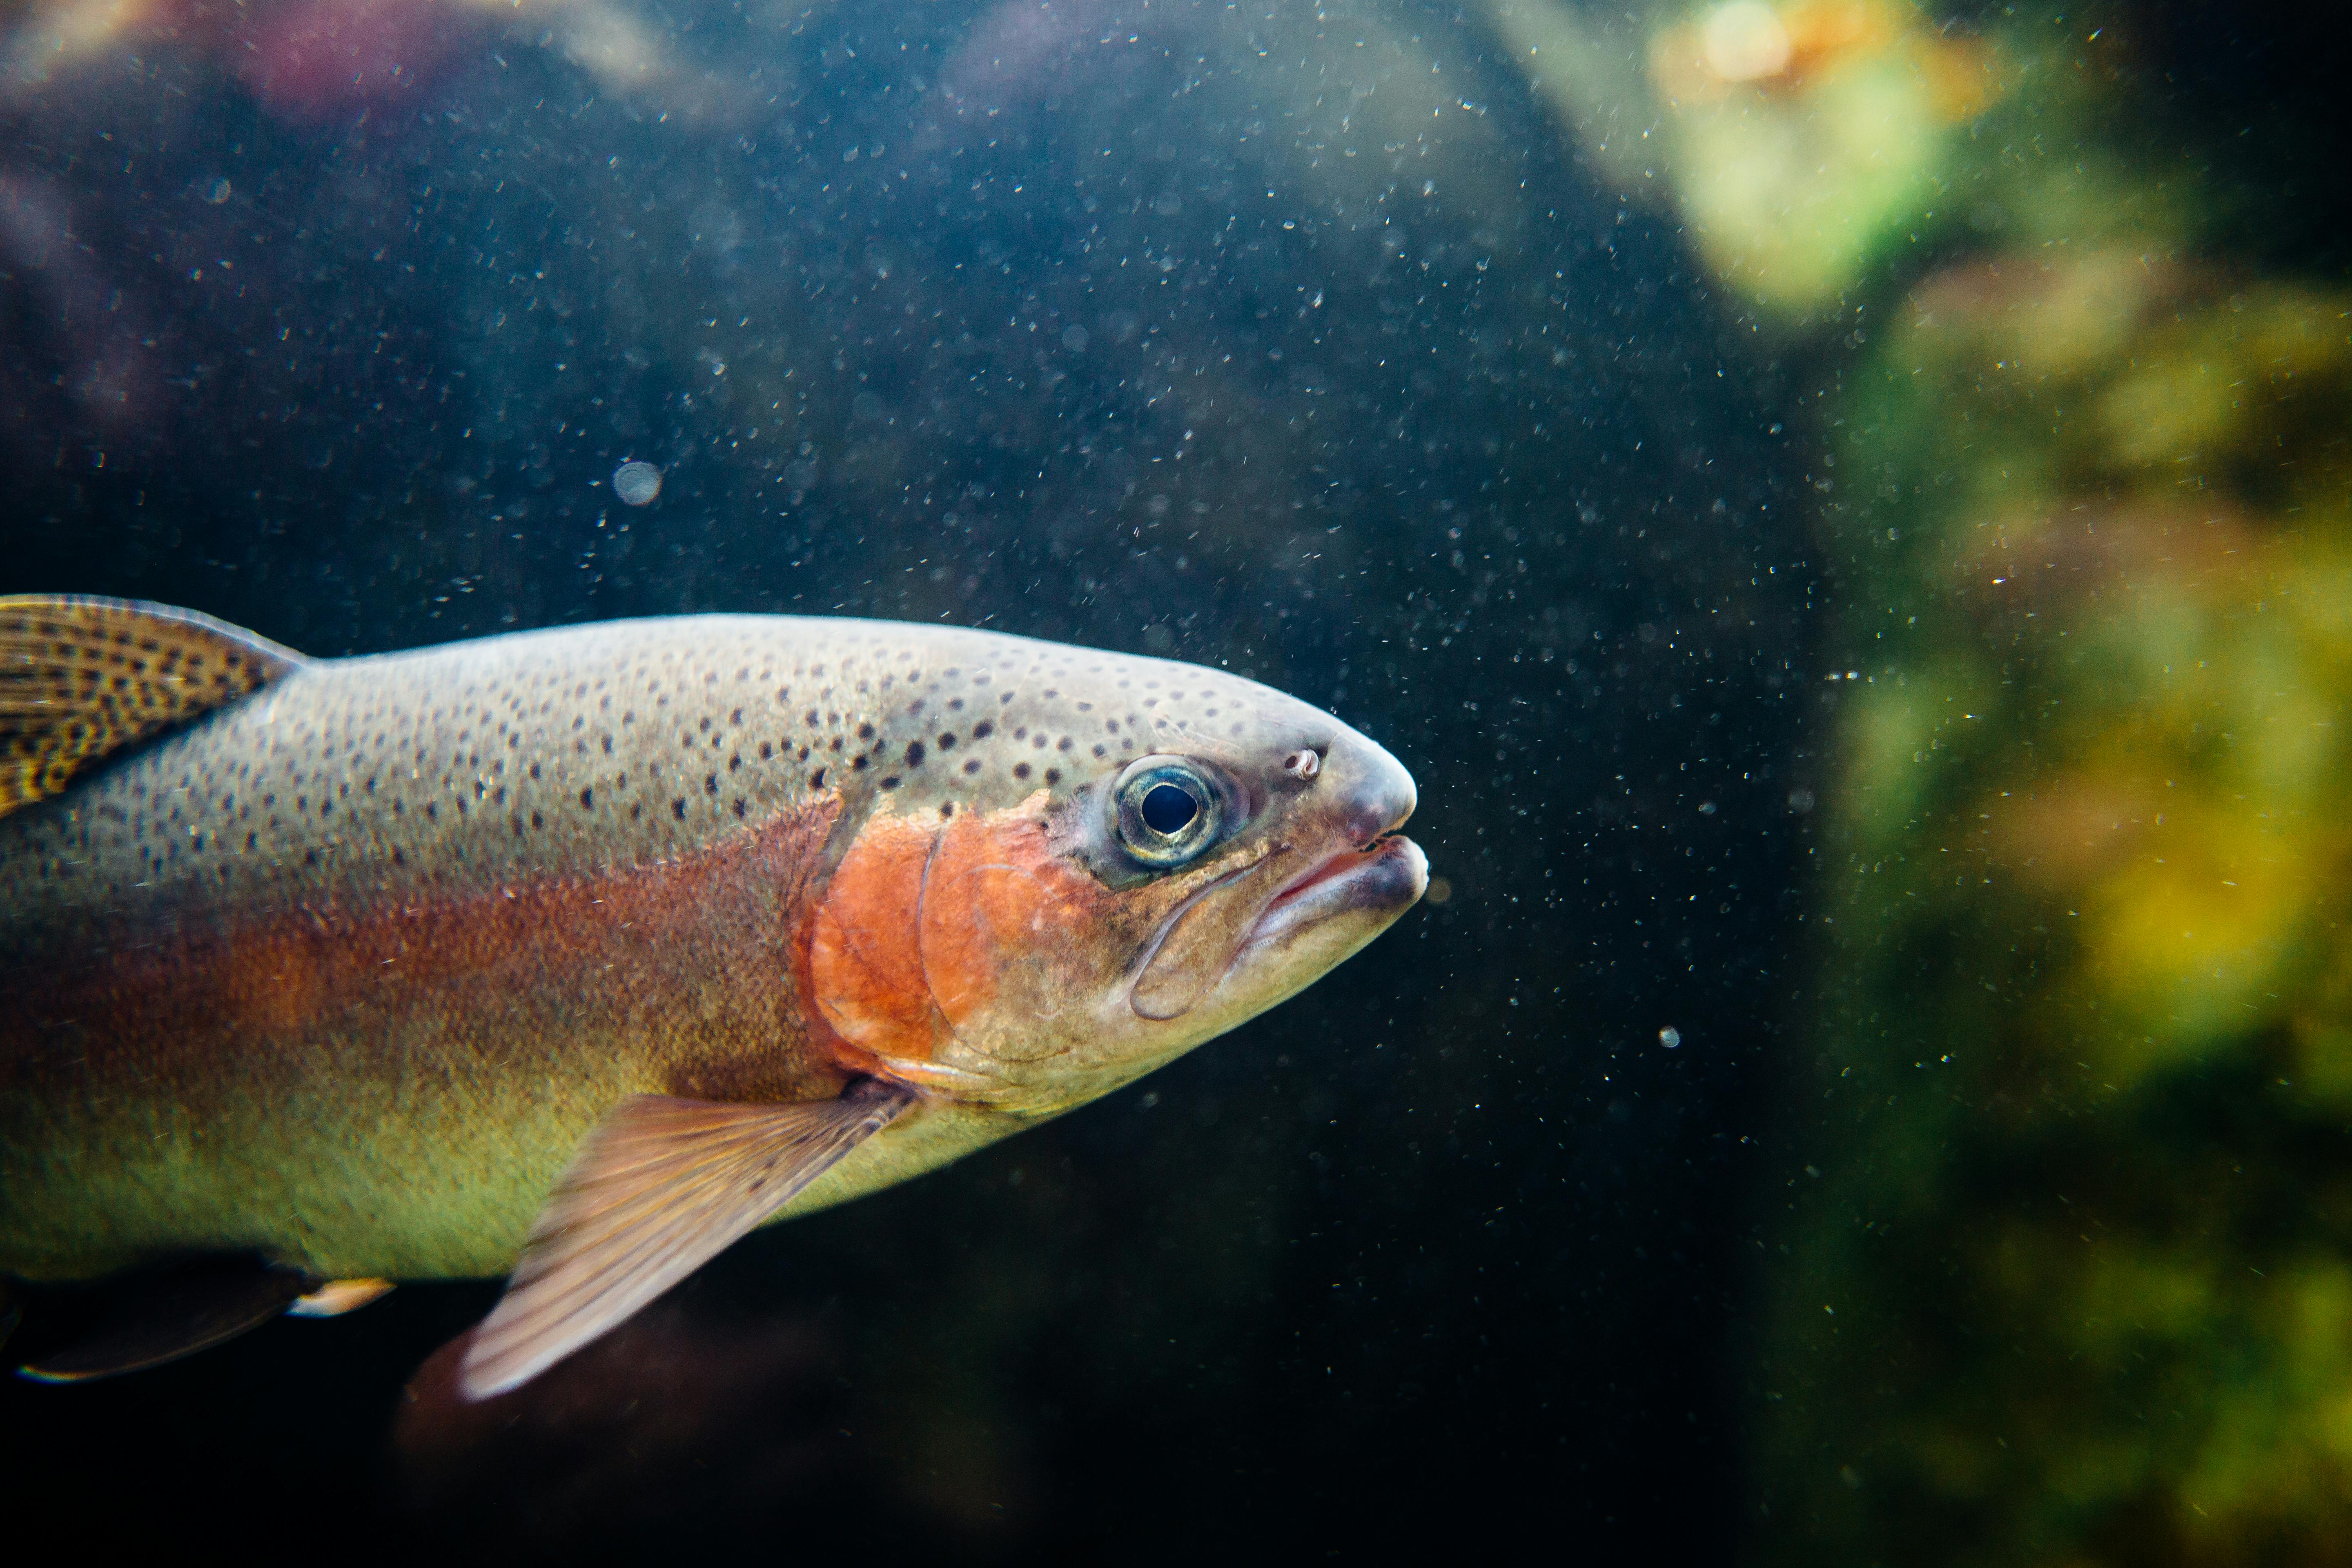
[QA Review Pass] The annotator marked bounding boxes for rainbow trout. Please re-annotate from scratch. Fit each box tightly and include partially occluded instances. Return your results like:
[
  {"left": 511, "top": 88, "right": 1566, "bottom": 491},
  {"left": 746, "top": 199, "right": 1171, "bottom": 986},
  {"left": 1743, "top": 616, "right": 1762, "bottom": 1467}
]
[{"left": 0, "top": 597, "right": 1423, "bottom": 1396}]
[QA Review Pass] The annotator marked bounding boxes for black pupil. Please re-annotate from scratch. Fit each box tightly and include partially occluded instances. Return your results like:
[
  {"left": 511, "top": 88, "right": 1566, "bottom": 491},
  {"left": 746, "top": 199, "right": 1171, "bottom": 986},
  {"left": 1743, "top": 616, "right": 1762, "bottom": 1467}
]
[{"left": 1139, "top": 780, "right": 1200, "bottom": 836}]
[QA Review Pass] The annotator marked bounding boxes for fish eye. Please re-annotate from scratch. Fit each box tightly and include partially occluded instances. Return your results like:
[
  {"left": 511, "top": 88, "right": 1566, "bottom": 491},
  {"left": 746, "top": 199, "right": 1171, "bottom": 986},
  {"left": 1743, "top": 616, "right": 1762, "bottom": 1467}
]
[
  {"left": 1111, "top": 756, "right": 1224, "bottom": 869},
  {"left": 1140, "top": 781, "right": 1198, "bottom": 834}
]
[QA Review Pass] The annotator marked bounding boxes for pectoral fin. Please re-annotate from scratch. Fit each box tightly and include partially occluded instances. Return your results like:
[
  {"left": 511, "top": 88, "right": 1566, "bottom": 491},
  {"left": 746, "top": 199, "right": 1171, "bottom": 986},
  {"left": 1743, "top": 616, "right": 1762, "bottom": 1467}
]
[
  {"left": 458, "top": 1079, "right": 915, "bottom": 1401},
  {"left": 15, "top": 1257, "right": 318, "bottom": 1383}
]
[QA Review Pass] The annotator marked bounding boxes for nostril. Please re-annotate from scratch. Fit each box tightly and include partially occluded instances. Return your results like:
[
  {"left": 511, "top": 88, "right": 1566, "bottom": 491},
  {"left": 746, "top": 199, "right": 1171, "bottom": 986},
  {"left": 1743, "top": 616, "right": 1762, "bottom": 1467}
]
[{"left": 1281, "top": 748, "right": 1322, "bottom": 779}]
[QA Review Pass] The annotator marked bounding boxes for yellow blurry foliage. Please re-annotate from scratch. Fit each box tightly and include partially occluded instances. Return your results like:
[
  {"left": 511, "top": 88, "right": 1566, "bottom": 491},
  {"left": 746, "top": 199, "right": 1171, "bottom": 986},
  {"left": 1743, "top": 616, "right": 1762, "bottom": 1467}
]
[
  {"left": 1647, "top": 0, "right": 2005, "bottom": 316},
  {"left": 1840, "top": 266, "right": 2352, "bottom": 1084},
  {"left": 1743, "top": 58, "right": 2352, "bottom": 1568}
]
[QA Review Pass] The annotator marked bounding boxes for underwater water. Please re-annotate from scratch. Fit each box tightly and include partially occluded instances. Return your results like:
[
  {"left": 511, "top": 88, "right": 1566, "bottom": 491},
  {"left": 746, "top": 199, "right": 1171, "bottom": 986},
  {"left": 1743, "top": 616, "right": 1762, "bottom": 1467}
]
[{"left": 0, "top": 0, "right": 2342, "bottom": 1560}]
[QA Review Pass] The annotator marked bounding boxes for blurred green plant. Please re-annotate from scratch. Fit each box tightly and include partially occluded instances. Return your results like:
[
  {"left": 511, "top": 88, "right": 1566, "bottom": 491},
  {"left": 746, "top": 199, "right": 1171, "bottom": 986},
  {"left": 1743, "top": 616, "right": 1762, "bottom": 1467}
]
[
  {"left": 1777, "top": 257, "right": 2352, "bottom": 1566},
  {"left": 1513, "top": 0, "right": 2352, "bottom": 1560}
]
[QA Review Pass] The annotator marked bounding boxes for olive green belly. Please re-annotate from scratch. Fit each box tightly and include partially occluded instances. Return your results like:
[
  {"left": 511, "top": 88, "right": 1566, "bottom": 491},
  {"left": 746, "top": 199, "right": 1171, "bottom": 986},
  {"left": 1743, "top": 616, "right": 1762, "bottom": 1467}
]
[
  {"left": 0, "top": 816, "right": 889, "bottom": 1281},
  {"left": 0, "top": 1025, "right": 1018, "bottom": 1281}
]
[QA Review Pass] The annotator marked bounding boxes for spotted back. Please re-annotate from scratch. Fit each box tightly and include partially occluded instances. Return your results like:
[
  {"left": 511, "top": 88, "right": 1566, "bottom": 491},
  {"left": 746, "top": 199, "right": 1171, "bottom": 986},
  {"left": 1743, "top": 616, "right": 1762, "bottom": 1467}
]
[{"left": 0, "top": 613, "right": 1339, "bottom": 943}]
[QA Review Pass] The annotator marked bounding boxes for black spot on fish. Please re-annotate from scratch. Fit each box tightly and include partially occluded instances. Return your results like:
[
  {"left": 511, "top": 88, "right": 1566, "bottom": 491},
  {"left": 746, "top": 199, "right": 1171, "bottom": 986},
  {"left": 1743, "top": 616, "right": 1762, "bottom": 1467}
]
[
  {"left": 880, "top": 775, "right": 901, "bottom": 790},
  {"left": 973, "top": 720, "right": 994, "bottom": 739},
  {"left": 1013, "top": 763, "right": 1031, "bottom": 780},
  {"left": 962, "top": 759, "right": 981, "bottom": 775},
  {"left": 733, "top": 797, "right": 748, "bottom": 819},
  {"left": 1045, "top": 769, "right": 1061, "bottom": 785},
  {"left": 531, "top": 810, "right": 544, "bottom": 829},
  {"left": 759, "top": 742, "right": 773, "bottom": 760},
  {"left": 858, "top": 722, "right": 875, "bottom": 740},
  {"left": 852, "top": 755, "right": 869, "bottom": 770},
  {"left": 580, "top": 787, "right": 594, "bottom": 808},
  {"left": 673, "top": 799, "right": 688, "bottom": 820},
  {"left": 938, "top": 732, "right": 956, "bottom": 750},
  {"left": 905, "top": 741, "right": 926, "bottom": 768},
  {"left": 704, "top": 774, "right": 719, "bottom": 795}
]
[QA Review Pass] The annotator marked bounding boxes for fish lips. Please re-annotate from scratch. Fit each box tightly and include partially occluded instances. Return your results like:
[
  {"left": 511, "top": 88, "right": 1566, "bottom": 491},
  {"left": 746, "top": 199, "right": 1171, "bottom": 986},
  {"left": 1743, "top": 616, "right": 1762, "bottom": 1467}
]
[
  {"left": 1242, "top": 834, "right": 1428, "bottom": 958},
  {"left": 1127, "top": 834, "right": 1427, "bottom": 1022}
]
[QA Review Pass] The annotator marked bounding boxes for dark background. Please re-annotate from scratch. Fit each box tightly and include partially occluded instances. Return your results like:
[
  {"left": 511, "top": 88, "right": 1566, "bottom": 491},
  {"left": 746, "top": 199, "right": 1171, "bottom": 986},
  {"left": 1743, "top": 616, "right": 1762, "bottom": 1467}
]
[{"left": 0, "top": 0, "right": 1817, "bottom": 1557}]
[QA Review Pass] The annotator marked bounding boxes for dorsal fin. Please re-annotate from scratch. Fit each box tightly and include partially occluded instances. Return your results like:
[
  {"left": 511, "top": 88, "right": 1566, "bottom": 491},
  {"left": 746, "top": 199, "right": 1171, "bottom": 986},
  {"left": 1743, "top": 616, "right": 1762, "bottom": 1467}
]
[{"left": 0, "top": 595, "right": 307, "bottom": 817}]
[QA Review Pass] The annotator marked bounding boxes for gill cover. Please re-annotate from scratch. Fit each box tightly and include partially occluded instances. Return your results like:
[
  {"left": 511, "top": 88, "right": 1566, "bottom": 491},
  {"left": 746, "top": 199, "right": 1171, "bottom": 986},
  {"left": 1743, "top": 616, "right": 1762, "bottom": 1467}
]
[{"left": 809, "top": 798, "right": 1118, "bottom": 1068}]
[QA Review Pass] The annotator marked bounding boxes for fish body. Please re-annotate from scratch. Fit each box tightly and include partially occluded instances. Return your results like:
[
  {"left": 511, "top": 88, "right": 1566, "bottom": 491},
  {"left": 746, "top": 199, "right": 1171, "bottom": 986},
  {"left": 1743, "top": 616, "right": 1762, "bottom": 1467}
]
[{"left": 0, "top": 601, "right": 1423, "bottom": 1388}]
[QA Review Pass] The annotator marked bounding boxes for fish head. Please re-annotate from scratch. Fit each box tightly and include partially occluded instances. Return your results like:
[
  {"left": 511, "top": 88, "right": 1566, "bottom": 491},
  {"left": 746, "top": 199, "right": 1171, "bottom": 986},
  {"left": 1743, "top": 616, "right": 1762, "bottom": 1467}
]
[{"left": 808, "top": 650, "right": 1424, "bottom": 1116}]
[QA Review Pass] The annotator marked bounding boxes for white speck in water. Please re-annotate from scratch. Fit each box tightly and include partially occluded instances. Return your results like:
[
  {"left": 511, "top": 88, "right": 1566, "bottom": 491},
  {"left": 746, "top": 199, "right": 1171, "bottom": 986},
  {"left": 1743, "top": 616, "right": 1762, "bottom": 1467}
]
[
  {"left": 1659, "top": 1026, "right": 1682, "bottom": 1049},
  {"left": 612, "top": 461, "right": 662, "bottom": 506},
  {"left": 204, "top": 178, "right": 232, "bottom": 204}
]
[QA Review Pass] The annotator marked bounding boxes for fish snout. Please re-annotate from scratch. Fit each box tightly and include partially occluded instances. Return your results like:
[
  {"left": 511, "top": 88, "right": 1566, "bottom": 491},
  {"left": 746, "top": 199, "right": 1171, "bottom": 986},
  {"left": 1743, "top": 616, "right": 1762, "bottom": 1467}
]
[{"left": 1325, "top": 733, "right": 1417, "bottom": 847}]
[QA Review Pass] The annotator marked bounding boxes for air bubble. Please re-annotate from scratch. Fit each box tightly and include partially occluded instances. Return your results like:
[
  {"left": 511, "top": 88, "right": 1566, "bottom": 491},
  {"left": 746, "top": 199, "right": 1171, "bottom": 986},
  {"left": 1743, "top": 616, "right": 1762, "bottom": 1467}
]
[{"left": 612, "top": 461, "right": 662, "bottom": 506}]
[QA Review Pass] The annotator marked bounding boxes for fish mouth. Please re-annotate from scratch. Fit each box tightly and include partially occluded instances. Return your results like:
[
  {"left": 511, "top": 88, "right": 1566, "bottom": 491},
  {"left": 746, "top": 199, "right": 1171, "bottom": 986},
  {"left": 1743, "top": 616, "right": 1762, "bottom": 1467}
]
[
  {"left": 1238, "top": 833, "right": 1428, "bottom": 957},
  {"left": 1126, "top": 834, "right": 1427, "bottom": 1022}
]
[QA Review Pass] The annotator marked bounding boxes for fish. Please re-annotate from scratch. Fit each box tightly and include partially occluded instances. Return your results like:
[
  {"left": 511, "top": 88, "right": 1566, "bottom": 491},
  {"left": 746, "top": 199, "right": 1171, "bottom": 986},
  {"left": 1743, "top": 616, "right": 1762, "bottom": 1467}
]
[{"left": 0, "top": 595, "right": 1424, "bottom": 1397}]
